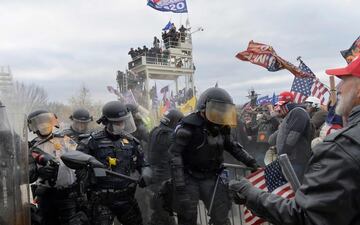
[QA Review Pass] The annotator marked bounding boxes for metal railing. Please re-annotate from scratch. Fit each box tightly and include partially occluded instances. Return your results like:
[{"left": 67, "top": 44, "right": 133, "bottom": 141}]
[
  {"left": 196, "top": 163, "right": 251, "bottom": 225},
  {"left": 162, "top": 33, "right": 192, "bottom": 49},
  {"left": 128, "top": 55, "right": 194, "bottom": 70}
]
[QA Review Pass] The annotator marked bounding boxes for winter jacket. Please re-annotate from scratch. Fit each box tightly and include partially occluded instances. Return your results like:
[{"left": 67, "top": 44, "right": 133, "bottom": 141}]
[{"left": 276, "top": 105, "right": 312, "bottom": 182}]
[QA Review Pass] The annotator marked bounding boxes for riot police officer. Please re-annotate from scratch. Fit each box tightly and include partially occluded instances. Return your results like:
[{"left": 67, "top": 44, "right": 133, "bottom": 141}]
[
  {"left": 62, "top": 108, "right": 93, "bottom": 144},
  {"left": 148, "top": 109, "right": 184, "bottom": 225},
  {"left": 77, "top": 101, "right": 151, "bottom": 225},
  {"left": 169, "top": 87, "right": 259, "bottom": 225},
  {"left": 28, "top": 109, "right": 81, "bottom": 225}
]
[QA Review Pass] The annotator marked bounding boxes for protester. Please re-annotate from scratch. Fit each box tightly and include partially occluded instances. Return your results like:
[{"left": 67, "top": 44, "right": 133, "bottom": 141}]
[
  {"left": 304, "top": 96, "right": 328, "bottom": 138},
  {"left": 229, "top": 56, "right": 360, "bottom": 225},
  {"left": 273, "top": 91, "right": 312, "bottom": 182}
]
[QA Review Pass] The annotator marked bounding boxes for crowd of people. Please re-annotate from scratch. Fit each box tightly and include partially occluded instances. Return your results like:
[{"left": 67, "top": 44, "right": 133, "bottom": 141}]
[
  {"left": 162, "top": 24, "right": 188, "bottom": 48},
  {"left": 128, "top": 24, "right": 189, "bottom": 63},
  {"left": 1, "top": 54, "right": 360, "bottom": 225}
]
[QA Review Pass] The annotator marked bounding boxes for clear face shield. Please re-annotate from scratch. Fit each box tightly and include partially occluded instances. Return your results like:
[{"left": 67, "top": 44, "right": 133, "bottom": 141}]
[
  {"left": 28, "top": 113, "right": 58, "bottom": 136},
  {"left": 205, "top": 100, "right": 237, "bottom": 127},
  {"left": 72, "top": 121, "right": 90, "bottom": 133},
  {"left": 106, "top": 112, "right": 137, "bottom": 135}
]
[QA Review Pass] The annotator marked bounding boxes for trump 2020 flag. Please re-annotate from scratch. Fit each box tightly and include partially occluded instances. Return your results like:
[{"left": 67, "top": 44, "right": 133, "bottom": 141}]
[
  {"left": 147, "top": 0, "right": 188, "bottom": 13},
  {"left": 236, "top": 41, "right": 315, "bottom": 78}
]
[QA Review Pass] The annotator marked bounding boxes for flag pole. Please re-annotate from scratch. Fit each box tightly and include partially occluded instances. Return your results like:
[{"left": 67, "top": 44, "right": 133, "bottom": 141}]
[
  {"left": 297, "top": 56, "right": 331, "bottom": 91},
  {"left": 329, "top": 76, "right": 336, "bottom": 106}
]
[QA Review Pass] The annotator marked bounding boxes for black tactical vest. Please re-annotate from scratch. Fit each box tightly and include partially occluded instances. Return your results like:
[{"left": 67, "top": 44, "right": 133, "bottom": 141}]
[{"left": 89, "top": 131, "right": 140, "bottom": 189}]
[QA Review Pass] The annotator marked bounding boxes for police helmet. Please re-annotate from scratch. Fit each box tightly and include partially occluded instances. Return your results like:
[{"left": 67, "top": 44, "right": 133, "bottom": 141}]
[
  {"left": 196, "top": 87, "right": 237, "bottom": 127},
  {"left": 70, "top": 108, "right": 93, "bottom": 122},
  {"left": 161, "top": 109, "right": 184, "bottom": 129},
  {"left": 27, "top": 109, "right": 58, "bottom": 136},
  {"left": 98, "top": 101, "right": 136, "bottom": 135}
]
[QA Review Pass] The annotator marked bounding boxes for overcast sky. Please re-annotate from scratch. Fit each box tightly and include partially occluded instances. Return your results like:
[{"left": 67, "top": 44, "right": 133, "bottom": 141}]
[{"left": 0, "top": 0, "right": 359, "bottom": 104}]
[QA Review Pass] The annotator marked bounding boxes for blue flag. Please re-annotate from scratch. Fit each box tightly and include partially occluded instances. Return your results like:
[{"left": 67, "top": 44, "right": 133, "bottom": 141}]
[
  {"left": 147, "top": 0, "right": 188, "bottom": 13},
  {"left": 257, "top": 95, "right": 270, "bottom": 105},
  {"left": 162, "top": 21, "right": 173, "bottom": 31}
]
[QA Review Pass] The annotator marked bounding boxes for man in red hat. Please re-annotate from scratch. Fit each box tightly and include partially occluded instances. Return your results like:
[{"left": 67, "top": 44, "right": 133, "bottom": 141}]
[
  {"left": 229, "top": 56, "right": 360, "bottom": 225},
  {"left": 273, "top": 91, "right": 312, "bottom": 182}
]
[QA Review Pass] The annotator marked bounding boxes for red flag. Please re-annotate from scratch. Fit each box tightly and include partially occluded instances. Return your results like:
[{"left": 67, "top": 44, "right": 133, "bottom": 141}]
[{"left": 236, "top": 41, "right": 314, "bottom": 78}]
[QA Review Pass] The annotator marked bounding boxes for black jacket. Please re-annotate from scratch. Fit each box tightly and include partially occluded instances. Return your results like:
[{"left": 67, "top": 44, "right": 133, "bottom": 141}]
[
  {"left": 169, "top": 113, "right": 257, "bottom": 186},
  {"left": 241, "top": 105, "right": 360, "bottom": 225}
]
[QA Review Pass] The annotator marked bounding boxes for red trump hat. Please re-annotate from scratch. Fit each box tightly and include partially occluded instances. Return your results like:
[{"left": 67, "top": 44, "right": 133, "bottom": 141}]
[{"left": 326, "top": 56, "right": 360, "bottom": 78}]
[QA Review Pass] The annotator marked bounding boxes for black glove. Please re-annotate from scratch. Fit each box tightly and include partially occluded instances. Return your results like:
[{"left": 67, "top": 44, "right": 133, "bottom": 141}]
[
  {"left": 233, "top": 192, "right": 247, "bottom": 205},
  {"left": 228, "top": 178, "right": 252, "bottom": 205},
  {"left": 250, "top": 163, "right": 260, "bottom": 173},
  {"left": 38, "top": 165, "right": 58, "bottom": 180}
]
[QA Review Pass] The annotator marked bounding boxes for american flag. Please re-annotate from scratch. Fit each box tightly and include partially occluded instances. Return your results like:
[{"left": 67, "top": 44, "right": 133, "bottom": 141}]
[
  {"left": 243, "top": 159, "right": 295, "bottom": 225},
  {"left": 290, "top": 60, "right": 328, "bottom": 104}
]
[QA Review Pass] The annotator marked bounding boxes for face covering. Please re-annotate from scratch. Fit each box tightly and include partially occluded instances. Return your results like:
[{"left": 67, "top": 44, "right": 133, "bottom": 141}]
[{"left": 106, "top": 122, "right": 125, "bottom": 136}]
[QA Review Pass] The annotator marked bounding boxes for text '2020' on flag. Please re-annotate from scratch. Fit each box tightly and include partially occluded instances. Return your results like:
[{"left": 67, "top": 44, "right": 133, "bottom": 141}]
[
  {"left": 147, "top": 0, "right": 188, "bottom": 13},
  {"left": 243, "top": 159, "right": 295, "bottom": 225},
  {"left": 236, "top": 41, "right": 314, "bottom": 78}
]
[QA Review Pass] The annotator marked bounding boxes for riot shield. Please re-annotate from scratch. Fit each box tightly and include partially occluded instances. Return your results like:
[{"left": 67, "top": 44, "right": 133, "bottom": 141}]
[{"left": 0, "top": 104, "right": 30, "bottom": 225}]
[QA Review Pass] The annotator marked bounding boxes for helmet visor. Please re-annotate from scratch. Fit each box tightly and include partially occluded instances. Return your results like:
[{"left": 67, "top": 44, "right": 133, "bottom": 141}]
[
  {"left": 72, "top": 121, "right": 90, "bottom": 133},
  {"left": 205, "top": 100, "right": 237, "bottom": 127},
  {"left": 107, "top": 113, "right": 137, "bottom": 135},
  {"left": 28, "top": 113, "right": 58, "bottom": 133}
]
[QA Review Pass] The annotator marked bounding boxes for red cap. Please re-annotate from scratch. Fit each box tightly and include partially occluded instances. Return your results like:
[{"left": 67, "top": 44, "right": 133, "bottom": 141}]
[
  {"left": 326, "top": 56, "right": 360, "bottom": 78},
  {"left": 278, "top": 91, "right": 294, "bottom": 103}
]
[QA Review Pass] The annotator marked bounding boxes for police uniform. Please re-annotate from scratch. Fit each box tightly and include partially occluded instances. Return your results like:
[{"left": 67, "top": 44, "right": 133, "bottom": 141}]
[
  {"left": 30, "top": 134, "right": 81, "bottom": 225},
  {"left": 148, "top": 123, "right": 176, "bottom": 225},
  {"left": 170, "top": 112, "right": 258, "bottom": 225},
  {"left": 61, "top": 127, "right": 89, "bottom": 144},
  {"left": 77, "top": 129, "right": 147, "bottom": 225}
]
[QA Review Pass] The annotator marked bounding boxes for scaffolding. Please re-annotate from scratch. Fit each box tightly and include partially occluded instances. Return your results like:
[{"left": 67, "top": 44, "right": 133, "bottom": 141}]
[{"left": 127, "top": 32, "right": 196, "bottom": 110}]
